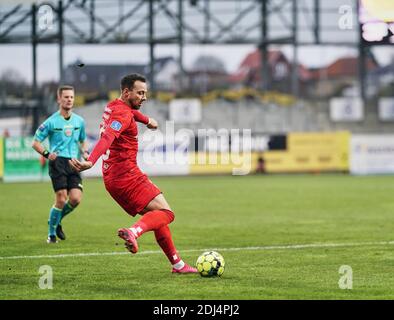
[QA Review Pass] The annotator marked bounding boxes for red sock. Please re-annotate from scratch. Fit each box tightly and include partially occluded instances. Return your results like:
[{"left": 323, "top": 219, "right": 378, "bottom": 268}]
[
  {"left": 154, "top": 225, "right": 181, "bottom": 264},
  {"left": 130, "top": 209, "right": 174, "bottom": 238}
]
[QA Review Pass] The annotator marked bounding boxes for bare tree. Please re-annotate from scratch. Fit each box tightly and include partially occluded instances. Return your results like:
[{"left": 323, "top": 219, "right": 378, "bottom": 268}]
[{"left": 0, "top": 68, "right": 30, "bottom": 98}]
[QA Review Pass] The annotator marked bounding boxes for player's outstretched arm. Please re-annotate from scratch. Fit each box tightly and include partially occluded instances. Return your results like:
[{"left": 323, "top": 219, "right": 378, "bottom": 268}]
[
  {"left": 69, "top": 130, "right": 116, "bottom": 173},
  {"left": 131, "top": 110, "right": 158, "bottom": 130},
  {"left": 147, "top": 117, "right": 158, "bottom": 130},
  {"left": 69, "top": 158, "right": 92, "bottom": 172}
]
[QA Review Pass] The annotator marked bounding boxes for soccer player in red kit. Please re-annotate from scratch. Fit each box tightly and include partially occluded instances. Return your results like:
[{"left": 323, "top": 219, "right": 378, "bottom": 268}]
[{"left": 69, "top": 74, "right": 197, "bottom": 273}]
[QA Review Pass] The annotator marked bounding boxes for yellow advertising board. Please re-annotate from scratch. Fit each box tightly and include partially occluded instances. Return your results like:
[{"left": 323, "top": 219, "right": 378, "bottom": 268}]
[
  {"left": 180, "top": 132, "right": 350, "bottom": 175},
  {"left": 108, "top": 90, "right": 119, "bottom": 102},
  {"left": 73, "top": 95, "right": 86, "bottom": 107},
  {"left": 0, "top": 137, "right": 3, "bottom": 178},
  {"left": 189, "top": 152, "right": 256, "bottom": 175},
  {"left": 288, "top": 131, "right": 349, "bottom": 153},
  {"left": 264, "top": 131, "right": 350, "bottom": 173}
]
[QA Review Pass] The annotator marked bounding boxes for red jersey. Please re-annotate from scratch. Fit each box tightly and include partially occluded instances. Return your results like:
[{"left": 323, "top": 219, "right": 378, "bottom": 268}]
[{"left": 99, "top": 99, "right": 149, "bottom": 178}]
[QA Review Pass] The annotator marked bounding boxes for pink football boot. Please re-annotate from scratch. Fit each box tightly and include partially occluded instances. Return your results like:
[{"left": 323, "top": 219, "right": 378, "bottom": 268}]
[
  {"left": 172, "top": 263, "right": 198, "bottom": 274},
  {"left": 118, "top": 228, "right": 139, "bottom": 254}
]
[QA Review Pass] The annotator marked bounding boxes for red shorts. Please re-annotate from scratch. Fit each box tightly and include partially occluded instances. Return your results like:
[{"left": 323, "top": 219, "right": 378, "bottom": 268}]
[{"left": 103, "top": 171, "right": 161, "bottom": 217}]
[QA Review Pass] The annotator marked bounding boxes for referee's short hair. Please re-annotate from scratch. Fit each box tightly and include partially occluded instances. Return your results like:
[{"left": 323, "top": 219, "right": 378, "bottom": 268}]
[{"left": 57, "top": 85, "right": 74, "bottom": 97}]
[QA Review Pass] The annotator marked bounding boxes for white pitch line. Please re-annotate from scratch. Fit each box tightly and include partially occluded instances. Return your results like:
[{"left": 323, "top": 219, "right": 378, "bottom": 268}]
[{"left": 1, "top": 240, "right": 394, "bottom": 261}]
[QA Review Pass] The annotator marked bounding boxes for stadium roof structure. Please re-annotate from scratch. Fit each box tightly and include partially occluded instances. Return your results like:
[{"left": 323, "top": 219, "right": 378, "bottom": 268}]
[
  {"left": 1, "top": 0, "right": 390, "bottom": 102},
  {"left": 0, "top": 0, "right": 365, "bottom": 91},
  {"left": 0, "top": 0, "right": 362, "bottom": 46}
]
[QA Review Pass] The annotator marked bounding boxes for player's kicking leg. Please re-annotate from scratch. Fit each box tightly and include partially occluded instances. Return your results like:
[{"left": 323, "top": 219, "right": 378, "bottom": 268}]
[
  {"left": 118, "top": 193, "right": 197, "bottom": 274},
  {"left": 118, "top": 228, "right": 139, "bottom": 253}
]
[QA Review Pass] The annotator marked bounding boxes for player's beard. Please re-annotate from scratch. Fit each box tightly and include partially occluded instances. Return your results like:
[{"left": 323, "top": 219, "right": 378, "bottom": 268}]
[{"left": 131, "top": 99, "right": 143, "bottom": 110}]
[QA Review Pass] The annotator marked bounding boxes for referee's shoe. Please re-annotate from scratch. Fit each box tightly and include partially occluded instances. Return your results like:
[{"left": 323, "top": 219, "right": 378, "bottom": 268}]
[
  {"left": 47, "top": 235, "right": 58, "bottom": 244},
  {"left": 56, "top": 224, "right": 66, "bottom": 240}
]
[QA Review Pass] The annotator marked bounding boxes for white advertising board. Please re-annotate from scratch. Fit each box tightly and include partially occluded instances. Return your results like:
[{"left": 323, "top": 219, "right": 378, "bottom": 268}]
[
  {"left": 350, "top": 135, "right": 394, "bottom": 175},
  {"left": 330, "top": 97, "right": 364, "bottom": 122},
  {"left": 378, "top": 98, "right": 394, "bottom": 121},
  {"left": 169, "top": 99, "right": 202, "bottom": 124}
]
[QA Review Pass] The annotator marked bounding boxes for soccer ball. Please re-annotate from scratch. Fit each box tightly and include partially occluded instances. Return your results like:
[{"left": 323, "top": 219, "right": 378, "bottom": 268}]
[{"left": 196, "top": 251, "right": 225, "bottom": 277}]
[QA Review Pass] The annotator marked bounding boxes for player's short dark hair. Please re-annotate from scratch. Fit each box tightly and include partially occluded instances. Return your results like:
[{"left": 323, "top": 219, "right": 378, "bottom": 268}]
[
  {"left": 57, "top": 85, "right": 74, "bottom": 97},
  {"left": 121, "top": 73, "right": 146, "bottom": 91}
]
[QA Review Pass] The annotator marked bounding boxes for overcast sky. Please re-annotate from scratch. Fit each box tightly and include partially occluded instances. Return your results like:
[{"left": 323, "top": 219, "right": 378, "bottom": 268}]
[
  {"left": 0, "top": 43, "right": 392, "bottom": 84},
  {"left": 0, "top": 0, "right": 393, "bottom": 83}
]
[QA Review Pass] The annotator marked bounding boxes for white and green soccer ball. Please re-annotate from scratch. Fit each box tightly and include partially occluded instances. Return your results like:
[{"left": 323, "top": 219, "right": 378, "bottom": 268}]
[{"left": 196, "top": 251, "right": 225, "bottom": 277}]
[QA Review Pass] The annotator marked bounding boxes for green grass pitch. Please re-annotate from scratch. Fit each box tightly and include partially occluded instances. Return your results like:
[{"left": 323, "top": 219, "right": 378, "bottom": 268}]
[{"left": 1, "top": 174, "right": 394, "bottom": 299}]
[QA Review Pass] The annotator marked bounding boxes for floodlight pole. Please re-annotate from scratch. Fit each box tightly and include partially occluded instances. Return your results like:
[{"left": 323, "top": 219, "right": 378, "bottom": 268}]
[
  {"left": 31, "top": 4, "right": 37, "bottom": 96},
  {"left": 314, "top": 0, "right": 320, "bottom": 44},
  {"left": 260, "top": 0, "right": 269, "bottom": 91},
  {"left": 58, "top": 0, "right": 64, "bottom": 84},
  {"left": 358, "top": 45, "right": 366, "bottom": 103},
  {"left": 31, "top": 3, "right": 39, "bottom": 135},
  {"left": 357, "top": 0, "right": 366, "bottom": 104},
  {"left": 204, "top": 0, "right": 210, "bottom": 41},
  {"left": 291, "top": 0, "right": 299, "bottom": 98},
  {"left": 89, "top": 0, "right": 95, "bottom": 41},
  {"left": 149, "top": 0, "right": 156, "bottom": 93},
  {"left": 178, "top": 0, "right": 184, "bottom": 92}
]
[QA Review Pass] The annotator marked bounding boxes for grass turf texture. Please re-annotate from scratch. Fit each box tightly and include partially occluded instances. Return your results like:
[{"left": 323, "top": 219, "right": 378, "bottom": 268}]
[{"left": 1, "top": 174, "right": 394, "bottom": 299}]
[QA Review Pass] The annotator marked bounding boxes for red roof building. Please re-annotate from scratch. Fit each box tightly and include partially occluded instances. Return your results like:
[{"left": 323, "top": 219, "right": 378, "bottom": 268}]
[
  {"left": 229, "top": 49, "right": 312, "bottom": 95},
  {"left": 310, "top": 56, "right": 378, "bottom": 80},
  {"left": 307, "top": 55, "right": 379, "bottom": 97}
]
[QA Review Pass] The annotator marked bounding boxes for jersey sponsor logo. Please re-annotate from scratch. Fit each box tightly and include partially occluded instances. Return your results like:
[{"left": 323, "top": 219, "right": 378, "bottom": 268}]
[
  {"left": 110, "top": 120, "right": 122, "bottom": 131},
  {"left": 64, "top": 128, "right": 73, "bottom": 137}
]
